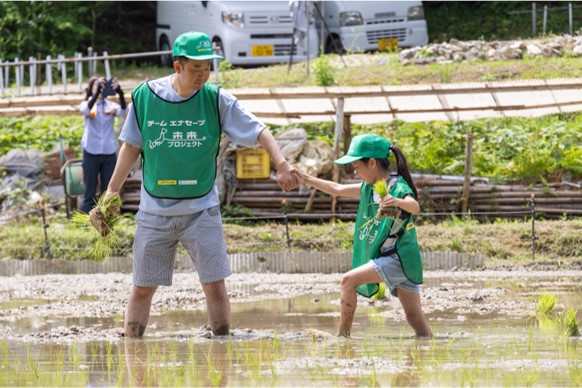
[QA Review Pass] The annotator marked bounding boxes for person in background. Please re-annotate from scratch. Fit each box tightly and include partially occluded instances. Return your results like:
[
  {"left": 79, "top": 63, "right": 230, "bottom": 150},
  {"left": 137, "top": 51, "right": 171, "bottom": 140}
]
[
  {"left": 301, "top": 134, "right": 432, "bottom": 338},
  {"left": 79, "top": 75, "right": 127, "bottom": 213},
  {"left": 105, "top": 31, "right": 301, "bottom": 338}
]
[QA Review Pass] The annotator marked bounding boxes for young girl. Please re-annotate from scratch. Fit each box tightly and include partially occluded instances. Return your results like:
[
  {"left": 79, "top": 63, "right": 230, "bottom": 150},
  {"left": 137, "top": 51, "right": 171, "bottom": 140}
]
[{"left": 302, "top": 134, "right": 432, "bottom": 338}]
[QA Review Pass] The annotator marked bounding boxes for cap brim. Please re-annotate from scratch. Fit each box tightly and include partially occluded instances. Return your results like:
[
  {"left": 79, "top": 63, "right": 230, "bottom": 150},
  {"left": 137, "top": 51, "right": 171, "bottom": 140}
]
[
  {"left": 183, "top": 54, "right": 224, "bottom": 60},
  {"left": 334, "top": 155, "right": 361, "bottom": 165}
]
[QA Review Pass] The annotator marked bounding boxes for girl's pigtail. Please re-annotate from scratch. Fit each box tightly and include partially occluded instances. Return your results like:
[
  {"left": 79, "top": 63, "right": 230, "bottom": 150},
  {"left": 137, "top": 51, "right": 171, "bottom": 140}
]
[{"left": 391, "top": 145, "right": 417, "bottom": 198}]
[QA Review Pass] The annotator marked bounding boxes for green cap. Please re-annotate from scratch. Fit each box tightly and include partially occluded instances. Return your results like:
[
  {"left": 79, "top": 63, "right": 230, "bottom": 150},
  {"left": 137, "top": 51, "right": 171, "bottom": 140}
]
[
  {"left": 172, "top": 31, "right": 224, "bottom": 61},
  {"left": 335, "top": 134, "right": 392, "bottom": 164}
]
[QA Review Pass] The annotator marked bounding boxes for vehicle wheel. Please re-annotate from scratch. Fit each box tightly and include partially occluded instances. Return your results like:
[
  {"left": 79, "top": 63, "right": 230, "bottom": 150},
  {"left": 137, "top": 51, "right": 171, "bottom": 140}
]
[
  {"left": 159, "top": 35, "right": 173, "bottom": 68},
  {"left": 326, "top": 35, "right": 345, "bottom": 54}
]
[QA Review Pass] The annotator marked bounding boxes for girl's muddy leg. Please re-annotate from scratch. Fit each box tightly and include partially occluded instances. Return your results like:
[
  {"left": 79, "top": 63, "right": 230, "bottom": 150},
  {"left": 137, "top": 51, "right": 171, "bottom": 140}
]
[
  {"left": 338, "top": 278, "right": 357, "bottom": 337},
  {"left": 338, "top": 264, "right": 382, "bottom": 337},
  {"left": 396, "top": 287, "right": 432, "bottom": 338},
  {"left": 124, "top": 285, "right": 158, "bottom": 338}
]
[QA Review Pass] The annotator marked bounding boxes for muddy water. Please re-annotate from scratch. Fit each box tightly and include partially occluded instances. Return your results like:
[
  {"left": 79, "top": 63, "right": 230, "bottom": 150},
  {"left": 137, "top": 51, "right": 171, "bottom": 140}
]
[{"left": 0, "top": 270, "right": 580, "bottom": 386}]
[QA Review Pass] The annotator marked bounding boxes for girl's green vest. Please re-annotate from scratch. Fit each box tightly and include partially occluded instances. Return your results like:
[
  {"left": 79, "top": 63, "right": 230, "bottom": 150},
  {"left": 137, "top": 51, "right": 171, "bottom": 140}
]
[
  {"left": 132, "top": 82, "right": 221, "bottom": 199},
  {"left": 353, "top": 177, "right": 423, "bottom": 297}
]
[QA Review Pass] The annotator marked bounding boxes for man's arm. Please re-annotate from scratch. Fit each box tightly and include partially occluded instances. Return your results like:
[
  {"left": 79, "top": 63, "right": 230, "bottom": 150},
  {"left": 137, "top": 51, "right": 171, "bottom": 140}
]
[
  {"left": 258, "top": 128, "right": 301, "bottom": 192},
  {"left": 107, "top": 142, "right": 141, "bottom": 193}
]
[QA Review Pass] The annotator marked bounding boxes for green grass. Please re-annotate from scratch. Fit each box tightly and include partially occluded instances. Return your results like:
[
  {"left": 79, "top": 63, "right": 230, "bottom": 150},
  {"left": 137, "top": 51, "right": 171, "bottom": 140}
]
[
  {"left": 1, "top": 217, "right": 581, "bottom": 264},
  {"left": 112, "top": 54, "right": 582, "bottom": 90}
]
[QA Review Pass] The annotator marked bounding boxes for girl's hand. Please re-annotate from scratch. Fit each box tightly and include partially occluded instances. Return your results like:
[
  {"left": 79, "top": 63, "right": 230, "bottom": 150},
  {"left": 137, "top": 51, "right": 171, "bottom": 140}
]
[
  {"left": 111, "top": 79, "right": 123, "bottom": 94},
  {"left": 380, "top": 194, "right": 400, "bottom": 209}
]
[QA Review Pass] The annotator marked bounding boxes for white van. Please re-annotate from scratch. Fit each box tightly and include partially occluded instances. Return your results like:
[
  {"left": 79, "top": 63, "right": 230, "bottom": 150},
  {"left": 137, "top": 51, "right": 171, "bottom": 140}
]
[
  {"left": 316, "top": 1, "right": 428, "bottom": 53},
  {"left": 156, "top": 1, "right": 319, "bottom": 67}
]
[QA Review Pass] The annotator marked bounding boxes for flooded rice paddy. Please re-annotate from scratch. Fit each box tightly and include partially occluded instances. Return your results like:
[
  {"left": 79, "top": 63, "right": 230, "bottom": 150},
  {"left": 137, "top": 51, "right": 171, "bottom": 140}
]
[{"left": 0, "top": 269, "right": 580, "bottom": 386}]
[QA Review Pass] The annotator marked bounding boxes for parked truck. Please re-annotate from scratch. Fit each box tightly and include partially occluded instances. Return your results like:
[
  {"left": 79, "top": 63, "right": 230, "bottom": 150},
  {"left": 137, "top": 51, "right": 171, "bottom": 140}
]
[
  {"left": 316, "top": 1, "right": 428, "bottom": 53},
  {"left": 156, "top": 1, "right": 319, "bottom": 67}
]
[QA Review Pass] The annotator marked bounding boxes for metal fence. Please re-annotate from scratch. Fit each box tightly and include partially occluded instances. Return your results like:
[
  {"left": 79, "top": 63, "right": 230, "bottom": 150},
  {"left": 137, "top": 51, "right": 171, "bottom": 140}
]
[{"left": 0, "top": 48, "right": 222, "bottom": 98}]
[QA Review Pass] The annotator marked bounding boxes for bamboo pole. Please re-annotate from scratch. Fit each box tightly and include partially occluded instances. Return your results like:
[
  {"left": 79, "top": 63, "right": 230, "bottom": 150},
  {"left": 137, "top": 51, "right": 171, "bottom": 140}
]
[{"left": 331, "top": 98, "right": 344, "bottom": 219}]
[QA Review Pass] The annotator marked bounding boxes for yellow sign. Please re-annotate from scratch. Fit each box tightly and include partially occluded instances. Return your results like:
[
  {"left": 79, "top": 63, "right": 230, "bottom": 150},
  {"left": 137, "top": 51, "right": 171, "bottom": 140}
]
[
  {"left": 378, "top": 37, "right": 398, "bottom": 52},
  {"left": 157, "top": 180, "right": 177, "bottom": 185},
  {"left": 252, "top": 45, "right": 274, "bottom": 56}
]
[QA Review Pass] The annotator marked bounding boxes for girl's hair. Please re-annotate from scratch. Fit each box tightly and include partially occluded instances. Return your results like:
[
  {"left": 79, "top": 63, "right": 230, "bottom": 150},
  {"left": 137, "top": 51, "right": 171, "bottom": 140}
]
[
  {"left": 85, "top": 75, "right": 101, "bottom": 100},
  {"left": 362, "top": 145, "right": 418, "bottom": 198}
]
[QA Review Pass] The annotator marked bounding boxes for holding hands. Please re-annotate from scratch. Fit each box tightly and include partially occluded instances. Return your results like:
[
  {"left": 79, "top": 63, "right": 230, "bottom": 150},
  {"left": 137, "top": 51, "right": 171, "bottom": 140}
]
[{"left": 276, "top": 161, "right": 303, "bottom": 192}]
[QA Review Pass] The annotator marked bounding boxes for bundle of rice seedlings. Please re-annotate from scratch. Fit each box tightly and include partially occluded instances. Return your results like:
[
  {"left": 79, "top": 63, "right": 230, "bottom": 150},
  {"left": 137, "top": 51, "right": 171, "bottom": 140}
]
[
  {"left": 72, "top": 192, "right": 123, "bottom": 261},
  {"left": 360, "top": 180, "right": 400, "bottom": 235},
  {"left": 536, "top": 293, "right": 556, "bottom": 315},
  {"left": 372, "top": 180, "right": 400, "bottom": 219}
]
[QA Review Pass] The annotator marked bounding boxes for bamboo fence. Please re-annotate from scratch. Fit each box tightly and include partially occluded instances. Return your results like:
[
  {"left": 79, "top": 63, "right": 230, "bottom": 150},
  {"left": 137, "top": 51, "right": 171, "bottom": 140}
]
[{"left": 118, "top": 175, "right": 582, "bottom": 221}]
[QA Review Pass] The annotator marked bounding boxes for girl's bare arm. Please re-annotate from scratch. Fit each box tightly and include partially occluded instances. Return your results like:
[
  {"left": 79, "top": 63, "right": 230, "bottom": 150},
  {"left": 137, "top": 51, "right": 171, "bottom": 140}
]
[{"left": 302, "top": 174, "right": 361, "bottom": 198}]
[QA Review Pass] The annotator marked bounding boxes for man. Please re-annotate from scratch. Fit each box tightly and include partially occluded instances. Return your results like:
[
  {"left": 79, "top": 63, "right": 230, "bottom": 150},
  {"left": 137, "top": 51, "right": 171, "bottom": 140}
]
[{"left": 106, "top": 31, "right": 301, "bottom": 337}]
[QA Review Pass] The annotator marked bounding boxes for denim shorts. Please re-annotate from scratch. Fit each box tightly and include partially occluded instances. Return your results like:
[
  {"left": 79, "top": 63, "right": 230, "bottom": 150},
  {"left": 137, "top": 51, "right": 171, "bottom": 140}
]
[
  {"left": 370, "top": 252, "right": 420, "bottom": 297},
  {"left": 133, "top": 207, "right": 231, "bottom": 286}
]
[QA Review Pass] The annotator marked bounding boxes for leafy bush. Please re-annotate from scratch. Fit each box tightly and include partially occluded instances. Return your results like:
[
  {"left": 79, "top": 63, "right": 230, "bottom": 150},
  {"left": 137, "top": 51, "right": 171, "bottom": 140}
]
[{"left": 0, "top": 116, "right": 84, "bottom": 156}]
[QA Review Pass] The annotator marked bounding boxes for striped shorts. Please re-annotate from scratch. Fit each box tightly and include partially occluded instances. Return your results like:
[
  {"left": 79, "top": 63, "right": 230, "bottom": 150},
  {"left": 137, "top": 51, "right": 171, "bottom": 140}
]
[{"left": 132, "top": 206, "right": 231, "bottom": 286}]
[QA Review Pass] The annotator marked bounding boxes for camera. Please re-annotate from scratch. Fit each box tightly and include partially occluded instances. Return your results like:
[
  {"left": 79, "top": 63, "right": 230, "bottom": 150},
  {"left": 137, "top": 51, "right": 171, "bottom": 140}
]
[{"left": 100, "top": 79, "right": 115, "bottom": 98}]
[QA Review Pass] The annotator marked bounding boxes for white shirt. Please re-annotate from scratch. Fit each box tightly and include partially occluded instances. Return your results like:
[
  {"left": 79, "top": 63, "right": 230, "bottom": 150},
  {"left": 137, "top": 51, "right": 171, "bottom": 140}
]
[{"left": 80, "top": 99, "right": 125, "bottom": 155}]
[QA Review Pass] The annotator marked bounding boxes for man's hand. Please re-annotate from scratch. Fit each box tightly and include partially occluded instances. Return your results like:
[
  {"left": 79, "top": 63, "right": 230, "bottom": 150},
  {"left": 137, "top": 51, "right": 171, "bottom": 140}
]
[{"left": 276, "top": 161, "right": 302, "bottom": 192}]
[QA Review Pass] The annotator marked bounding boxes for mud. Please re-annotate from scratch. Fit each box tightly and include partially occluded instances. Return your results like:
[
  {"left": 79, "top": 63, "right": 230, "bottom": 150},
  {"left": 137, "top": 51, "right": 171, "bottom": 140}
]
[{"left": 0, "top": 269, "right": 580, "bottom": 343}]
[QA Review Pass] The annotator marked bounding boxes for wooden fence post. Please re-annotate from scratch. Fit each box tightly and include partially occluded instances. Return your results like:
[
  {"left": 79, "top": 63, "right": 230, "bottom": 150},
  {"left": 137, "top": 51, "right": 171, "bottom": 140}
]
[
  {"left": 462, "top": 132, "right": 473, "bottom": 214},
  {"left": 331, "top": 97, "right": 345, "bottom": 218}
]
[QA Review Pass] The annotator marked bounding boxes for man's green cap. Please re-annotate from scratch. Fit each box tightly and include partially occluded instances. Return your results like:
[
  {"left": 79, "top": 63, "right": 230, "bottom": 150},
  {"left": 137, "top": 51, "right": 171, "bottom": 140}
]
[
  {"left": 335, "top": 134, "right": 392, "bottom": 164},
  {"left": 172, "top": 31, "right": 224, "bottom": 61}
]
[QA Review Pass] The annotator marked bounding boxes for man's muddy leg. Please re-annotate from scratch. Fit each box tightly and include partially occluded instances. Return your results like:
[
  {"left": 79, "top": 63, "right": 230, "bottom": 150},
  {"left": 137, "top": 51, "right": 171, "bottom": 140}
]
[
  {"left": 202, "top": 279, "right": 231, "bottom": 336},
  {"left": 124, "top": 285, "right": 158, "bottom": 338}
]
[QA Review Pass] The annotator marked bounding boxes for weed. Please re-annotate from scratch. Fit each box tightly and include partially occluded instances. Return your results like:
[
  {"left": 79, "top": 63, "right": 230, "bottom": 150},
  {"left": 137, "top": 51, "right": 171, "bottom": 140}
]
[{"left": 312, "top": 55, "right": 336, "bottom": 87}]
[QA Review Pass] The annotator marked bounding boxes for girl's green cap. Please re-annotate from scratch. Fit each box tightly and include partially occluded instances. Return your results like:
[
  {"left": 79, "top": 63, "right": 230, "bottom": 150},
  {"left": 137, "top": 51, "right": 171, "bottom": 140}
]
[
  {"left": 335, "top": 134, "right": 392, "bottom": 164},
  {"left": 172, "top": 31, "right": 224, "bottom": 61}
]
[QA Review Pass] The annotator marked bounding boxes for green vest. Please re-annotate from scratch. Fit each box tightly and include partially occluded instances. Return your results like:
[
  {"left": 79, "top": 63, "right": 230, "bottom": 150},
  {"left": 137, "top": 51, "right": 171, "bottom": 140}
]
[
  {"left": 132, "top": 82, "right": 221, "bottom": 199},
  {"left": 353, "top": 177, "right": 423, "bottom": 297}
]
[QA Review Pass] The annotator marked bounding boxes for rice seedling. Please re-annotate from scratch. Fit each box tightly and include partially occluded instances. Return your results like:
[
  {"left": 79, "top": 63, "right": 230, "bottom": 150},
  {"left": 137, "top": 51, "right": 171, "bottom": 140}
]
[
  {"left": 206, "top": 355, "right": 223, "bottom": 388},
  {"left": 559, "top": 308, "right": 579, "bottom": 337},
  {"left": 106, "top": 340, "right": 113, "bottom": 381},
  {"left": 536, "top": 293, "right": 556, "bottom": 315},
  {"left": 568, "top": 357, "right": 582, "bottom": 386},
  {"left": 89, "top": 341, "right": 98, "bottom": 366},
  {"left": 271, "top": 330, "right": 281, "bottom": 359},
  {"left": 71, "top": 192, "right": 123, "bottom": 261},
  {"left": 367, "top": 364, "right": 378, "bottom": 387}
]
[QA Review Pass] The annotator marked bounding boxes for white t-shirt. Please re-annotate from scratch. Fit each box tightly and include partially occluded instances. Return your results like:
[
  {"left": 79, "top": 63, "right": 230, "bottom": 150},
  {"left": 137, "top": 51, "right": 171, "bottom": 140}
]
[{"left": 120, "top": 75, "right": 265, "bottom": 215}]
